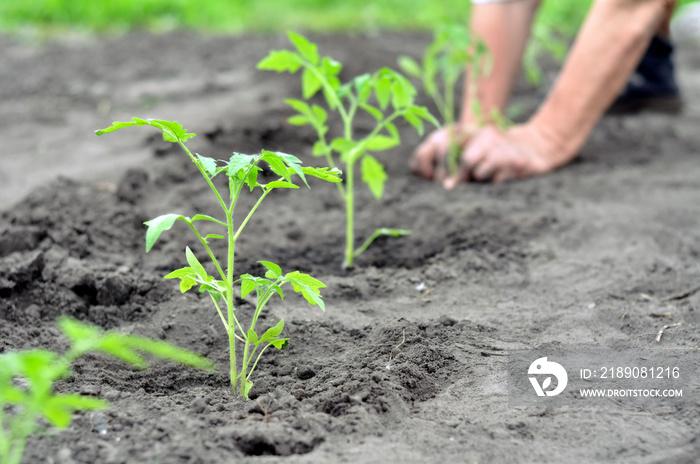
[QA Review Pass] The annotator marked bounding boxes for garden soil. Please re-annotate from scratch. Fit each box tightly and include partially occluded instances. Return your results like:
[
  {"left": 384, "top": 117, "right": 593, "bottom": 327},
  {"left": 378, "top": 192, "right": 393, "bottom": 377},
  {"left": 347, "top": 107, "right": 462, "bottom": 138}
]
[{"left": 1, "top": 31, "right": 699, "bottom": 464}]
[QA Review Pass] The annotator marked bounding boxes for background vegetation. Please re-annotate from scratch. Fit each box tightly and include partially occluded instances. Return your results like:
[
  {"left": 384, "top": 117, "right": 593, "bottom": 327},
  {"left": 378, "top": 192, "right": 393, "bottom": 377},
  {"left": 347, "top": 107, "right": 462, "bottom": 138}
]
[{"left": 0, "top": 0, "right": 594, "bottom": 37}]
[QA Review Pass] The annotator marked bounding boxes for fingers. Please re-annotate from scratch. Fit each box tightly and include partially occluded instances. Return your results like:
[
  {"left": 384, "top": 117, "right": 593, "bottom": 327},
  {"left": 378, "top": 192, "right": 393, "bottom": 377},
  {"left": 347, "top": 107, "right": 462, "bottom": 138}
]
[
  {"left": 443, "top": 128, "right": 494, "bottom": 189},
  {"left": 411, "top": 129, "right": 450, "bottom": 180}
]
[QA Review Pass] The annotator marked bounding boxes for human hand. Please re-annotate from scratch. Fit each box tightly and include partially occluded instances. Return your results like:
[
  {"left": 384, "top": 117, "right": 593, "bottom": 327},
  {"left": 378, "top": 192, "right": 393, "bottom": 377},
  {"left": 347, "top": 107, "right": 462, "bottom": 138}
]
[
  {"left": 442, "top": 124, "right": 571, "bottom": 187},
  {"left": 410, "top": 125, "right": 473, "bottom": 183}
]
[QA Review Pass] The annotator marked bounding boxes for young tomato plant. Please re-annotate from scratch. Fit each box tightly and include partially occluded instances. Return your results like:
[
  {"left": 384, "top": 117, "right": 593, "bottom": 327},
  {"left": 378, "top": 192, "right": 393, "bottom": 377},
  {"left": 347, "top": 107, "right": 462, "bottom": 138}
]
[
  {"left": 0, "top": 317, "right": 214, "bottom": 464},
  {"left": 398, "top": 25, "right": 505, "bottom": 175},
  {"left": 258, "top": 32, "right": 437, "bottom": 268},
  {"left": 96, "top": 118, "right": 341, "bottom": 398}
]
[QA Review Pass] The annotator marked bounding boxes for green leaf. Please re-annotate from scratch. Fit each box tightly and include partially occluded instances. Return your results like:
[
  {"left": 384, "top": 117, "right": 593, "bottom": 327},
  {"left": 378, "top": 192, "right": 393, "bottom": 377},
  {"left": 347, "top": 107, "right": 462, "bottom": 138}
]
[
  {"left": 163, "top": 267, "right": 197, "bottom": 293},
  {"left": 312, "top": 141, "right": 330, "bottom": 157},
  {"left": 271, "top": 339, "right": 289, "bottom": 349},
  {"left": 374, "top": 227, "right": 411, "bottom": 237},
  {"left": 257, "top": 50, "right": 303, "bottom": 73},
  {"left": 361, "top": 155, "right": 387, "bottom": 200},
  {"left": 288, "top": 31, "right": 319, "bottom": 65},
  {"left": 205, "top": 234, "right": 225, "bottom": 241},
  {"left": 284, "top": 271, "right": 326, "bottom": 311},
  {"left": 266, "top": 180, "right": 299, "bottom": 189},
  {"left": 227, "top": 153, "right": 255, "bottom": 178},
  {"left": 330, "top": 138, "right": 358, "bottom": 155},
  {"left": 191, "top": 214, "right": 227, "bottom": 226},
  {"left": 375, "top": 76, "right": 391, "bottom": 110},
  {"left": 354, "top": 73, "right": 372, "bottom": 103},
  {"left": 260, "top": 319, "right": 285, "bottom": 342},
  {"left": 397, "top": 56, "right": 422, "bottom": 78},
  {"left": 247, "top": 329, "right": 259, "bottom": 345},
  {"left": 365, "top": 135, "right": 399, "bottom": 151},
  {"left": 239, "top": 274, "right": 274, "bottom": 298},
  {"left": 144, "top": 214, "right": 185, "bottom": 252},
  {"left": 261, "top": 150, "right": 292, "bottom": 182},
  {"left": 196, "top": 154, "right": 217, "bottom": 177},
  {"left": 320, "top": 57, "right": 342, "bottom": 79},
  {"left": 95, "top": 118, "right": 195, "bottom": 143},
  {"left": 43, "top": 394, "right": 108, "bottom": 428},
  {"left": 300, "top": 166, "right": 342, "bottom": 183},
  {"left": 285, "top": 98, "right": 311, "bottom": 114},
  {"left": 259, "top": 261, "right": 282, "bottom": 279},
  {"left": 288, "top": 115, "right": 310, "bottom": 126},
  {"left": 120, "top": 335, "right": 215, "bottom": 371},
  {"left": 403, "top": 112, "right": 424, "bottom": 136},
  {"left": 302, "top": 67, "right": 323, "bottom": 99},
  {"left": 185, "top": 247, "right": 207, "bottom": 280},
  {"left": 360, "top": 104, "right": 384, "bottom": 122}
]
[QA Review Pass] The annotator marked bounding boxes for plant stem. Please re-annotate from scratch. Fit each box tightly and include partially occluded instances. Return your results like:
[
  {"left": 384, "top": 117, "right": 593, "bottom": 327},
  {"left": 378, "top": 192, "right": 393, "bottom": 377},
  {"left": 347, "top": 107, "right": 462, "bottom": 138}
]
[
  {"left": 226, "top": 196, "right": 237, "bottom": 395},
  {"left": 246, "top": 343, "right": 274, "bottom": 382},
  {"left": 343, "top": 158, "right": 356, "bottom": 269},
  {"left": 186, "top": 222, "right": 227, "bottom": 283},
  {"left": 233, "top": 189, "right": 271, "bottom": 242}
]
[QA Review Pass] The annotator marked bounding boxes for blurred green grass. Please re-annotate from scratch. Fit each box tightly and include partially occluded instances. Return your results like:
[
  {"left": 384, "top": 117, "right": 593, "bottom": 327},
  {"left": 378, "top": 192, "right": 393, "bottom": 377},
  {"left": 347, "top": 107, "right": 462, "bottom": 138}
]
[{"left": 0, "top": 0, "right": 591, "bottom": 36}]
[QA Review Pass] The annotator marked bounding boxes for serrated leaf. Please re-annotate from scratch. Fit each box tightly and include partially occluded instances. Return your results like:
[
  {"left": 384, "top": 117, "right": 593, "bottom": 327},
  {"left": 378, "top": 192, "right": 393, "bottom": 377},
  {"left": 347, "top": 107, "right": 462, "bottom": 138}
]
[
  {"left": 261, "top": 150, "right": 292, "bottom": 182},
  {"left": 260, "top": 319, "right": 285, "bottom": 342},
  {"left": 300, "top": 166, "right": 342, "bottom": 183},
  {"left": 285, "top": 271, "right": 326, "bottom": 311},
  {"left": 95, "top": 118, "right": 195, "bottom": 143},
  {"left": 257, "top": 50, "right": 303, "bottom": 73},
  {"left": 144, "top": 214, "right": 185, "bottom": 252},
  {"left": 302, "top": 67, "right": 323, "bottom": 99},
  {"left": 227, "top": 153, "right": 255, "bottom": 178},
  {"left": 196, "top": 154, "right": 217, "bottom": 177},
  {"left": 288, "top": 31, "right": 319, "bottom": 65},
  {"left": 179, "top": 276, "right": 197, "bottom": 293},
  {"left": 271, "top": 339, "right": 290, "bottom": 349},
  {"left": 361, "top": 155, "right": 387, "bottom": 200},
  {"left": 259, "top": 261, "right": 282, "bottom": 279}
]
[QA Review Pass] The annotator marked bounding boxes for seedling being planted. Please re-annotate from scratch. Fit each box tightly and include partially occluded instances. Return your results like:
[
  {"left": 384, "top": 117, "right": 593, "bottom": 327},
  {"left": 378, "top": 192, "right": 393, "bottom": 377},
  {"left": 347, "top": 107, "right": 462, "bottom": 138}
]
[
  {"left": 258, "top": 32, "right": 438, "bottom": 268},
  {"left": 0, "top": 317, "right": 214, "bottom": 464},
  {"left": 96, "top": 118, "right": 341, "bottom": 398},
  {"left": 398, "top": 25, "right": 504, "bottom": 175}
]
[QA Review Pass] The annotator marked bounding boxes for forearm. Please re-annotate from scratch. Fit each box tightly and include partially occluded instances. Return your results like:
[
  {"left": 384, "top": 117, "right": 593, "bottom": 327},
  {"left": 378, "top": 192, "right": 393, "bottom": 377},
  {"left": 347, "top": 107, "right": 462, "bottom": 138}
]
[
  {"left": 460, "top": 0, "right": 541, "bottom": 126},
  {"left": 530, "top": 0, "right": 671, "bottom": 163}
]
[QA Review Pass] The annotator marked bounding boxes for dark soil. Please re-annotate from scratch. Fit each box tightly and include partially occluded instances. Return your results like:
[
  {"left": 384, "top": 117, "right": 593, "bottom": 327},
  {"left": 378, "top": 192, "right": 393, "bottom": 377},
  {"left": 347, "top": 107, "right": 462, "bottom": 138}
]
[{"left": 1, "top": 31, "right": 699, "bottom": 464}]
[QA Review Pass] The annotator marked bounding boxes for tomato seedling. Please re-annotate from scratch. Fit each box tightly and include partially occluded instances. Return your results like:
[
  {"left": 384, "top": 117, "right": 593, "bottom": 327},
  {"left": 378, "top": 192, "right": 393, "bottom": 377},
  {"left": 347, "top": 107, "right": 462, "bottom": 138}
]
[
  {"left": 0, "top": 317, "right": 213, "bottom": 464},
  {"left": 258, "top": 32, "right": 438, "bottom": 268},
  {"left": 96, "top": 118, "right": 341, "bottom": 398},
  {"left": 398, "top": 25, "right": 506, "bottom": 174}
]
